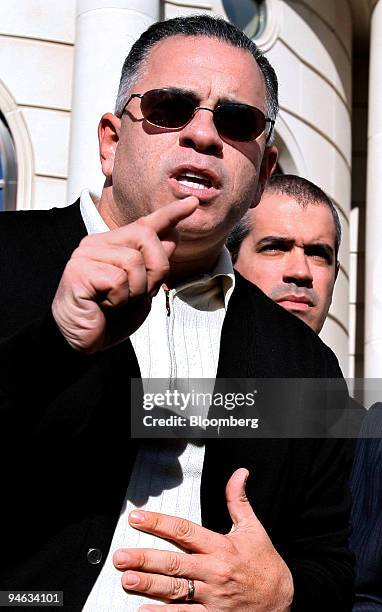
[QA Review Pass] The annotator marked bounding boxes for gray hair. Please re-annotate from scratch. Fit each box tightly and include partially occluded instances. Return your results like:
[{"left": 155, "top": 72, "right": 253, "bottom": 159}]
[
  {"left": 114, "top": 14, "right": 278, "bottom": 143},
  {"left": 227, "top": 174, "right": 342, "bottom": 262}
]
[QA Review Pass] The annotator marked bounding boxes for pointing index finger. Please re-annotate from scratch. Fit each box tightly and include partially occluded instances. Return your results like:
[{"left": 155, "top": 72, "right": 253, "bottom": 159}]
[{"left": 139, "top": 196, "right": 199, "bottom": 235}]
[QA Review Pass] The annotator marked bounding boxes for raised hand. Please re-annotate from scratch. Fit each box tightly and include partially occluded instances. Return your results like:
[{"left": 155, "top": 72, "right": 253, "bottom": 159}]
[{"left": 52, "top": 197, "right": 198, "bottom": 353}]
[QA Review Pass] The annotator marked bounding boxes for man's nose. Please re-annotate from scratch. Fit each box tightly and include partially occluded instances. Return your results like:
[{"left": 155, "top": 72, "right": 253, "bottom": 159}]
[
  {"left": 179, "top": 108, "right": 224, "bottom": 155},
  {"left": 283, "top": 249, "right": 313, "bottom": 287}
]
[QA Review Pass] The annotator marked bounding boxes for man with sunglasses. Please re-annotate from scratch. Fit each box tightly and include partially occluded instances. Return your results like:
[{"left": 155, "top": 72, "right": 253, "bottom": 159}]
[{"left": 0, "top": 14, "right": 354, "bottom": 611}]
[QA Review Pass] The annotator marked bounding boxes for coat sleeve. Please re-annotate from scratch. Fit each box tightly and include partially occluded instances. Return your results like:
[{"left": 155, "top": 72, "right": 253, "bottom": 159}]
[
  {"left": 286, "top": 437, "right": 356, "bottom": 611},
  {"left": 0, "top": 311, "right": 99, "bottom": 433},
  {"left": 287, "top": 347, "right": 356, "bottom": 611},
  {"left": 350, "top": 404, "right": 382, "bottom": 609}
]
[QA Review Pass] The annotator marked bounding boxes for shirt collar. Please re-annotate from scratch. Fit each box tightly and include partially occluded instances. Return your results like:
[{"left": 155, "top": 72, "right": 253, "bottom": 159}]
[
  {"left": 171, "top": 248, "right": 234, "bottom": 309},
  {"left": 79, "top": 188, "right": 235, "bottom": 308},
  {"left": 80, "top": 189, "right": 108, "bottom": 234}
]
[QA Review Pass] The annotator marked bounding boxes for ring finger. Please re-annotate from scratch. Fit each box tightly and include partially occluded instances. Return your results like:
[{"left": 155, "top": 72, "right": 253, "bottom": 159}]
[{"left": 122, "top": 571, "right": 205, "bottom": 602}]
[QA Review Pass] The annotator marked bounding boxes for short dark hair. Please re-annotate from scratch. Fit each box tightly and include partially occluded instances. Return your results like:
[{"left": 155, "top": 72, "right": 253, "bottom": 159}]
[
  {"left": 114, "top": 14, "right": 278, "bottom": 141},
  {"left": 227, "top": 174, "right": 342, "bottom": 262},
  {"left": 226, "top": 215, "right": 252, "bottom": 263}
]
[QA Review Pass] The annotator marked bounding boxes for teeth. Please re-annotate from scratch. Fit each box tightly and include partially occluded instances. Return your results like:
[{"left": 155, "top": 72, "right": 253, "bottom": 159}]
[
  {"left": 178, "top": 179, "right": 209, "bottom": 190},
  {"left": 183, "top": 171, "right": 207, "bottom": 180},
  {"left": 175, "top": 171, "right": 213, "bottom": 190}
]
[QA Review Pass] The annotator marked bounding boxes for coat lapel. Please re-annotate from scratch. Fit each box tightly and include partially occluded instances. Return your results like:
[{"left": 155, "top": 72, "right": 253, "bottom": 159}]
[
  {"left": 202, "top": 273, "right": 294, "bottom": 533},
  {"left": 46, "top": 199, "right": 87, "bottom": 261}
]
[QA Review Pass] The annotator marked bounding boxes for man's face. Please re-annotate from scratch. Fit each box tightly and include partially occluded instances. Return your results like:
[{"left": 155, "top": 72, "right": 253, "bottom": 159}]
[
  {"left": 99, "top": 35, "right": 276, "bottom": 254},
  {"left": 235, "top": 193, "right": 339, "bottom": 333}
]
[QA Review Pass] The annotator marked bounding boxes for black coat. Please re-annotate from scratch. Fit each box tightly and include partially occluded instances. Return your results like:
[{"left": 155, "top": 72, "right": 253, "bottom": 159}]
[
  {"left": 350, "top": 404, "right": 382, "bottom": 610},
  {"left": 0, "top": 202, "right": 355, "bottom": 610}
]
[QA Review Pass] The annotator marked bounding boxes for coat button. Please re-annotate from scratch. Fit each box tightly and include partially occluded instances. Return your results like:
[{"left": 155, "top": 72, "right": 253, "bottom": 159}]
[{"left": 87, "top": 547, "right": 103, "bottom": 565}]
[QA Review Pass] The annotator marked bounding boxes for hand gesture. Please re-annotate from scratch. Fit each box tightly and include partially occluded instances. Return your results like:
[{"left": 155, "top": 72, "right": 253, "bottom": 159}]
[
  {"left": 52, "top": 197, "right": 198, "bottom": 353},
  {"left": 113, "top": 468, "right": 294, "bottom": 611}
]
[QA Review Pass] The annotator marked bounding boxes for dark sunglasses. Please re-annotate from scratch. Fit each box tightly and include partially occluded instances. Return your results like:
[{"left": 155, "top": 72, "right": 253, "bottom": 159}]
[{"left": 123, "top": 88, "right": 275, "bottom": 143}]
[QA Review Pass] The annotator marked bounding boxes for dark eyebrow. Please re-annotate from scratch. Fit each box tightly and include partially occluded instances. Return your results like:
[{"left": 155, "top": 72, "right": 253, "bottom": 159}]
[
  {"left": 256, "top": 236, "right": 335, "bottom": 264},
  {"left": 218, "top": 96, "right": 251, "bottom": 106},
  {"left": 305, "top": 242, "right": 334, "bottom": 264},
  {"left": 165, "top": 87, "right": 199, "bottom": 99},
  {"left": 255, "top": 236, "right": 294, "bottom": 250}
]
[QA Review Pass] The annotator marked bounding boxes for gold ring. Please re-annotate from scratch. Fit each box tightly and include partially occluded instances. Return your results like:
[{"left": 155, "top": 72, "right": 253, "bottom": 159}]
[{"left": 185, "top": 578, "right": 195, "bottom": 601}]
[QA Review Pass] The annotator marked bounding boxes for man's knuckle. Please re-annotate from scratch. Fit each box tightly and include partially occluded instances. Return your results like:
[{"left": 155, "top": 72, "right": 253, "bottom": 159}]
[
  {"left": 65, "top": 257, "right": 84, "bottom": 277},
  {"left": 113, "top": 268, "right": 128, "bottom": 286},
  {"left": 150, "top": 514, "right": 161, "bottom": 532},
  {"left": 126, "top": 249, "right": 144, "bottom": 268},
  {"left": 216, "top": 560, "right": 232, "bottom": 583},
  {"left": 169, "top": 577, "right": 186, "bottom": 599},
  {"left": 136, "top": 550, "right": 147, "bottom": 570},
  {"left": 142, "top": 573, "right": 153, "bottom": 592},
  {"left": 128, "top": 248, "right": 142, "bottom": 264},
  {"left": 167, "top": 552, "right": 182, "bottom": 575},
  {"left": 174, "top": 518, "right": 194, "bottom": 542},
  {"left": 134, "top": 220, "right": 154, "bottom": 238},
  {"left": 77, "top": 233, "right": 102, "bottom": 250}
]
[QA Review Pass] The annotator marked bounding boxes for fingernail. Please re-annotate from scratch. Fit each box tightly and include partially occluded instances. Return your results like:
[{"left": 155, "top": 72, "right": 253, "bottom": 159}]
[
  {"left": 115, "top": 551, "right": 130, "bottom": 567},
  {"left": 124, "top": 572, "right": 140, "bottom": 586},
  {"left": 130, "top": 510, "right": 145, "bottom": 523}
]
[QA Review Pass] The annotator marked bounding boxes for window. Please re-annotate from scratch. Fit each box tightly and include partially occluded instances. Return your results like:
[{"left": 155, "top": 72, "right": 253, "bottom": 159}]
[
  {"left": 0, "top": 113, "right": 17, "bottom": 211},
  {"left": 222, "top": 0, "right": 267, "bottom": 39}
]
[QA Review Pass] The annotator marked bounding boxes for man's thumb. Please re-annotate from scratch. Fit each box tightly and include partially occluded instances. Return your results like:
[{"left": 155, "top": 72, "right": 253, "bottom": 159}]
[{"left": 226, "top": 468, "right": 258, "bottom": 528}]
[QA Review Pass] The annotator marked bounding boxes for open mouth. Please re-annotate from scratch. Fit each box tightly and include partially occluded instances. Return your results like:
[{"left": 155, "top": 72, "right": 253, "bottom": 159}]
[
  {"left": 176, "top": 171, "right": 213, "bottom": 190},
  {"left": 169, "top": 166, "right": 220, "bottom": 201}
]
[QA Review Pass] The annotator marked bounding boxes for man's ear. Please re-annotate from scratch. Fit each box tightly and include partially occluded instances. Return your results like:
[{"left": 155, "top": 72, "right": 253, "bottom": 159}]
[
  {"left": 98, "top": 113, "right": 121, "bottom": 178},
  {"left": 250, "top": 145, "right": 278, "bottom": 209}
]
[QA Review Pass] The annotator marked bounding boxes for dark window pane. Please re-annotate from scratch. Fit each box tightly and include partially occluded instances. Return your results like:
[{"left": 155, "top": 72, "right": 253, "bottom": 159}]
[
  {"left": 0, "top": 114, "right": 17, "bottom": 211},
  {"left": 222, "top": 0, "right": 266, "bottom": 38}
]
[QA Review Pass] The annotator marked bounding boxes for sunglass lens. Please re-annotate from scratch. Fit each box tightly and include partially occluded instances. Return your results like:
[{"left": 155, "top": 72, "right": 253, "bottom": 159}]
[
  {"left": 215, "top": 104, "right": 266, "bottom": 142},
  {"left": 141, "top": 90, "right": 195, "bottom": 128}
]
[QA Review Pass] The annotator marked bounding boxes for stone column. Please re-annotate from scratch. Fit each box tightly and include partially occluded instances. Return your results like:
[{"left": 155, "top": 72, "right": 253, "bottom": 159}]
[
  {"left": 67, "top": 0, "right": 159, "bottom": 201},
  {"left": 364, "top": 0, "right": 382, "bottom": 376}
]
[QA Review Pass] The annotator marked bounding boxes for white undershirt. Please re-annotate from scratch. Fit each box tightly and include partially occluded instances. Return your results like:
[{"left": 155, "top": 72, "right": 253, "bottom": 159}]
[{"left": 79, "top": 190, "right": 234, "bottom": 610}]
